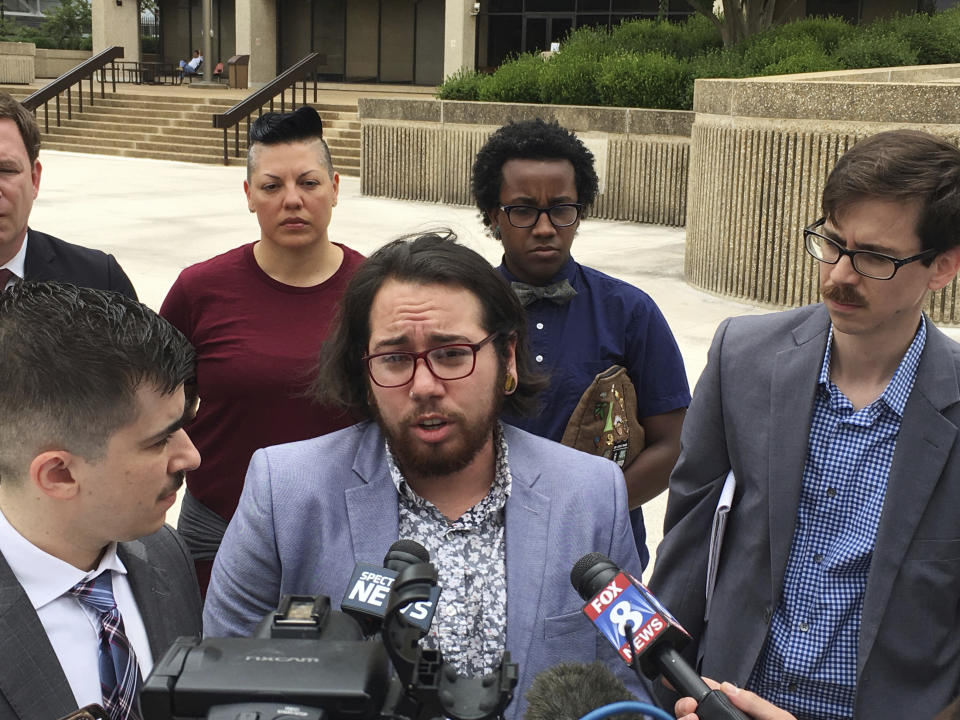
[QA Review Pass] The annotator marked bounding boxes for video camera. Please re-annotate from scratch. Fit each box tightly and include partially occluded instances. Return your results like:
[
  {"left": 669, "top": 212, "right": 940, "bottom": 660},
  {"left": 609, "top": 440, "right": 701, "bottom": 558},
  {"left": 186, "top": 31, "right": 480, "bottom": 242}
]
[{"left": 140, "top": 546, "right": 518, "bottom": 720}]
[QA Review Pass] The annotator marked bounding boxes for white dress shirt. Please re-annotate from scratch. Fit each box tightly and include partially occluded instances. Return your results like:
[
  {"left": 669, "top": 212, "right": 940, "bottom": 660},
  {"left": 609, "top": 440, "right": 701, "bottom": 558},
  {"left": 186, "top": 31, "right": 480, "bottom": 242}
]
[
  {"left": 0, "top": 507, "right": 153, "bottom": 707},
  {"left": 1, "top": 233, "right": 26, "bottom": 289}
]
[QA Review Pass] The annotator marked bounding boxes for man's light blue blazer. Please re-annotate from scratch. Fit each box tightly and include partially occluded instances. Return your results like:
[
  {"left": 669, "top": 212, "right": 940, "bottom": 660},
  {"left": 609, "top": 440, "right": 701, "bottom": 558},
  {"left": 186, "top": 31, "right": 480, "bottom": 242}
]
[{"left": 204, "top": 421, "right": 648, "bottom": 719}]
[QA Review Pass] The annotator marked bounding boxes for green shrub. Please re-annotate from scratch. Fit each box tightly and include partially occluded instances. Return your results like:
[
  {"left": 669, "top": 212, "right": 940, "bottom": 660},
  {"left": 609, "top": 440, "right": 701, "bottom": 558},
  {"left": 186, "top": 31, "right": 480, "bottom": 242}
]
[
  {"left": 477, "top": 53, "right": 543, "bottom": 103},
  {"left": 760, "top": 49, "right": 843, "bottom": 76},
  {"left": 761, "top": 15, "right": 854, "bottom": 53},
  {"left": 673, "top": 13, "right": 724, "bottom": 57},
  {"left": 833, "top": 30, "right": 919, "bottom": 68},
  {"left": 556, "top": 24, "right": 615, "bottom": 60},
  {"left": 596, "top": 51, "right": 691, "bottom": 109},
  {"left": 871, "top": 10, "right": 960, "bottom": 64},
  {"left": 436, "top": 68, "right": 485, "bottom": 100},
  {"left": 684, "top": 48, "right": 749, "bottom": 80},
  {"left": 433, "top": 7, "right": 960, "bottom": 110},
  {"left": 538, "top": 51, "right": 601, "bottom": 106},
  {"left": 740, "top": 34, "right": 825, "bottom": 73}
]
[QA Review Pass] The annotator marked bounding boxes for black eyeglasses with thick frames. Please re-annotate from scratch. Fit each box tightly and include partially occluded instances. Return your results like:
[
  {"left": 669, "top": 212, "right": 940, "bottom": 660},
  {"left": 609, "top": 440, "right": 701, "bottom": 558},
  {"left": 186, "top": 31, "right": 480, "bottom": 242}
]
[
  {"left": 803, "top": 218, "right": 938, "bottom": 280},
  {"left": 363, "top": 332, "right": 500, "bottom": 388},
  {"left": 499, "top": 203, "right": 583, "bottom": 229}
]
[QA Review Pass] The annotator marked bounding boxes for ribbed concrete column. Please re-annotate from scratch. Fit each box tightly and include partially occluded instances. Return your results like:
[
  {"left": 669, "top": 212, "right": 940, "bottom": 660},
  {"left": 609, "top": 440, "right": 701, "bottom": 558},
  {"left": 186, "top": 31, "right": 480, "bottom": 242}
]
[
  {"left": 235, "top": 0, "right": 276, "bottom": 86},
  {"left": 687, "top": 67, "right": 960, "bottom": 323}
]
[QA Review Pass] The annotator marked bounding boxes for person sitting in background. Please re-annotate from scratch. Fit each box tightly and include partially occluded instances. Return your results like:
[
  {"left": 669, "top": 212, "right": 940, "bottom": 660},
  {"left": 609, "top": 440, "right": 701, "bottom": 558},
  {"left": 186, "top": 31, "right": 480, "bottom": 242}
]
[
  {"left": 0, "top": 282, "right": 202, "bottom": 720},
  {"left": 471, "top": 118, "right": 690, "bottom": 568},
  {"left": 179, "top": 50, "right": 203, "bottom": 77},
  {"left": 160, "top": 105, "right": 364, "bottom": 596}
]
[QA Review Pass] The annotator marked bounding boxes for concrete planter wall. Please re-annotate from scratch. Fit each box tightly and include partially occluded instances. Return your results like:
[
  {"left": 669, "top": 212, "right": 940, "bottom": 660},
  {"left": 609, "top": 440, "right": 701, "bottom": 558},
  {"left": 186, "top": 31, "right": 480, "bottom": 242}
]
[
  {"left": 358, "top": 98, "right": 693, "bottom": 227},
  {"left": 686, "top": 65, "right": 960, "bottom": 324},
  {"left": 35, "top": 49, "right": 93, "bottom": 78},
  {"left": 0, "top": 42, "right": 35, "bottom": 84}
]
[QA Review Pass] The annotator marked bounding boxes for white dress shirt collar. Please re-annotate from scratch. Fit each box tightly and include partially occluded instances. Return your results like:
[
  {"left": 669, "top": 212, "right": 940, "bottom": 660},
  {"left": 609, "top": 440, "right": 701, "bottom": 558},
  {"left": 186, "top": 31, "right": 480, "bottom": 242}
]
[
  {"left": 1, "top": 231, "right": 27, "bottom": 288},
  {"left": 0, "top": 504, "right": 127, "bottom": 608}
]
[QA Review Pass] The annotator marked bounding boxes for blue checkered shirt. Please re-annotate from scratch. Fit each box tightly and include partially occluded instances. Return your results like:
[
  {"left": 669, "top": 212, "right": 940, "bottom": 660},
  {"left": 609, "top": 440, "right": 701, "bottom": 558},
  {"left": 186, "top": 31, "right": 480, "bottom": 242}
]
[{"left": 747, "top": 320, "right": 926, "bottom": 720}]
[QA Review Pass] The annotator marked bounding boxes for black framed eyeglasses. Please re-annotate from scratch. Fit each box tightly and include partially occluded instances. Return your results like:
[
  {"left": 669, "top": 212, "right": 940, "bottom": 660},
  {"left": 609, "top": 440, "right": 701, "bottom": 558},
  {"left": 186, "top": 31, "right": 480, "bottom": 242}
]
[
  {"left": 499, "top": 203, "right": 583, "bottom": 229},
  {"left": 362, "top": 332, "right": 500, "bottom": 388},
  {"left": 803, "top": 218, "right": 938, "bottom": 280}
]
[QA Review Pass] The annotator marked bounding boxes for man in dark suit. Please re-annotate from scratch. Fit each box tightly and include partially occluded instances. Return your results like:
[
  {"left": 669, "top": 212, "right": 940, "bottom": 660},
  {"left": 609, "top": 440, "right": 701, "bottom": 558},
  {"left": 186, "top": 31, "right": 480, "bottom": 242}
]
[
  {"left": 0, "top": 282, "right": 202, "bottom": 720},
  {"left": 651, "top": 129, "right": 960, "bottom": 720},
  {"left": 0, "top": 92, "right": 136, "bottom": 299}
]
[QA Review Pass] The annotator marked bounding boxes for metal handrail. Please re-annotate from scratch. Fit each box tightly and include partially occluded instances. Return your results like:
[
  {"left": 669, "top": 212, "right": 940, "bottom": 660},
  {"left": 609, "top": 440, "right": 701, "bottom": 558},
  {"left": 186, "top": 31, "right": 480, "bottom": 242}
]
[
  {"left": 212, "top": 52, "right": 324, "bottom": 164},
  {"left": 22, "top": 46, "right": 125, "bottom": 133}
]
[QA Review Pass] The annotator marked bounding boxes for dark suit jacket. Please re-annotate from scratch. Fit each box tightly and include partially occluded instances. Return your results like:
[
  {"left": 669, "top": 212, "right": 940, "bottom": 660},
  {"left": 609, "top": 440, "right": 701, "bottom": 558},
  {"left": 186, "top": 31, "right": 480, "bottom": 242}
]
[
  {"left": 650, "top": 304, "right": 960, "bottom": 720},
  {"left": 22, "top": 228, "right": 137, "bottom": 300},
  {"left": 0, "top": 525, "right": 202, "bottom": 720}
]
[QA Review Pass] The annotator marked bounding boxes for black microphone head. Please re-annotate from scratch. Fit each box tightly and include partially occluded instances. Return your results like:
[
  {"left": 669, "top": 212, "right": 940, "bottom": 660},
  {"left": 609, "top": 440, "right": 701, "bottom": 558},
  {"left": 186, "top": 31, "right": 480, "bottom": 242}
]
[
  {"left": 524, "top": 662, "right": 637, "bottom": 720},
  {"left": 384, "top": 539, "right": 430, "bottom": 572},
  {"left": 570, "top": 552, "right": 621, "bottom": 601}
]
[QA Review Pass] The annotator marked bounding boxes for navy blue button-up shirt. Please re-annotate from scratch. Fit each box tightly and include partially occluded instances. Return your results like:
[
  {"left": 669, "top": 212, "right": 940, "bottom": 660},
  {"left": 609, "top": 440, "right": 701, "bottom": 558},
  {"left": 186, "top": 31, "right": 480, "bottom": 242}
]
[{"left": 499, "top": 256, "right": 690, "bottom": 570}]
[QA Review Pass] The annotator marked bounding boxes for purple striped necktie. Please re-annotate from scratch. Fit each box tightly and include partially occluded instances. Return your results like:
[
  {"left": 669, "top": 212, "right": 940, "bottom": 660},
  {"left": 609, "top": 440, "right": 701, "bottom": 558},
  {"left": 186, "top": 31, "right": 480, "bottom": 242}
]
[{"left": 69, "top": 572, "right": 143, "bottom": 720}]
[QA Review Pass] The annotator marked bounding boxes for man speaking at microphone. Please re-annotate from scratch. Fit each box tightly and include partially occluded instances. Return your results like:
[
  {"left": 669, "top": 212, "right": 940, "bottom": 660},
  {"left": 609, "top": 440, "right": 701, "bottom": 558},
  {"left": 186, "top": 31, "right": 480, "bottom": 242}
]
[
  {"left": 0, "top": 282, "right": 202, "bottom": 720},
  {"left": 203, "top": 232, "right": 647, "bottom": 718}
]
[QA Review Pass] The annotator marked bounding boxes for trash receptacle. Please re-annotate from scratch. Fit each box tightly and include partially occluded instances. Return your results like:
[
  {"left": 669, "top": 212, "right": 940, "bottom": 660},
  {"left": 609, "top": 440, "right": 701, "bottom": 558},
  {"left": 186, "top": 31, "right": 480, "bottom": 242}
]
[{"left": 227, "top": 55, "right": 250, "bottom": 89}]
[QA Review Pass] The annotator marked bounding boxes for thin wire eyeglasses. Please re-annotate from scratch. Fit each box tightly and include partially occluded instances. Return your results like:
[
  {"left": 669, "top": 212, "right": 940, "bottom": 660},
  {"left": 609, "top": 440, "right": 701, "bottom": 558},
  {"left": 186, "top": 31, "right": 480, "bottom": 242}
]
[
  {"left": 803, "top": 218, "right": 938, "bottom": 280},
  {"left": 362, "top": 332, "right": 500, "bottom": 388},
  {"left": 499, "top": 203, "right": 583, "bottom": 229}
]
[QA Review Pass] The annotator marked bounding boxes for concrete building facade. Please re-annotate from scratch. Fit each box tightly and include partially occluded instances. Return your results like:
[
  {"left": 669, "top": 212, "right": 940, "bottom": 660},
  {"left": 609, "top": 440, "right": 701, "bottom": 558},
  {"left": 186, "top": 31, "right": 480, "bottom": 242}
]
[{"left": 90, "top": 0, "right": 956, "bottom": 88}]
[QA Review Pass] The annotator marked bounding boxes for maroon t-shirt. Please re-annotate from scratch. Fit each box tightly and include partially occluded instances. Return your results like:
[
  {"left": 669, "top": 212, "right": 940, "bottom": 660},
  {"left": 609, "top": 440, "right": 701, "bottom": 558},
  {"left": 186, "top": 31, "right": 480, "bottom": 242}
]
[{"left": 160, "top": 242, "right": 365, "bottom": 521}]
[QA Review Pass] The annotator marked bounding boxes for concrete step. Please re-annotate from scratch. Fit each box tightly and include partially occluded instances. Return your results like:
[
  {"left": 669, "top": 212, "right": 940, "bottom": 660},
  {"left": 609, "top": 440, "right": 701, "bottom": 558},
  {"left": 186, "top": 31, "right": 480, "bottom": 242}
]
[{"left": 30, "top": 85, "right": 360, "bottom": 170}]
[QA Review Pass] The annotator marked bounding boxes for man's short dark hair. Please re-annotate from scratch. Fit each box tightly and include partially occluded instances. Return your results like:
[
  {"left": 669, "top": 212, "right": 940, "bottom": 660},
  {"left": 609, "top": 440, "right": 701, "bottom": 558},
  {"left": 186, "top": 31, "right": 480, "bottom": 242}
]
[
  {"left": 471, "top": 119, "right": 599, "bottom": 228},
  {"left": 247, "top": 105, "right": 334, "bottom": 180},
  {"left": 822, "top": 129, "right": 960, "bottom": 257},
  {"left": 312, "top": 231, "right": 545, "bottom": 417},
  {"left": 0, "top": 282, "right": 196, "bottom": 480},
  {"left": 0, "top": 91, "right": 40, "bottom": 164}
]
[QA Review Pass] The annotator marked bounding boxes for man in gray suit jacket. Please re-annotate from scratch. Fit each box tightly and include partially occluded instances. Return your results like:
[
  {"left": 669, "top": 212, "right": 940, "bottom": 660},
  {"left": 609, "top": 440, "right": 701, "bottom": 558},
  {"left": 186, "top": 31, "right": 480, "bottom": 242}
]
[
  {"left": 0, "top": 282, "right": 202, "bottom": 720},
  {"left": 651, "top": 130, "right": 960, "bottom": 720},
  {"left": 204, "top": 232, "right": 647, "bottom": 719},
  {"left": 0, "top": 92, "right": 136, "bottom": 299}
]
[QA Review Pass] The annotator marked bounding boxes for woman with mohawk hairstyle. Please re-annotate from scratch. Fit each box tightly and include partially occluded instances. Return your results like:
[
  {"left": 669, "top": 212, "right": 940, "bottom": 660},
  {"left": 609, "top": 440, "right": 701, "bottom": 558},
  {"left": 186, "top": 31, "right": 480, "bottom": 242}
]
[{"left": 160, "top": 106, "right": 365, "bottom": 595}]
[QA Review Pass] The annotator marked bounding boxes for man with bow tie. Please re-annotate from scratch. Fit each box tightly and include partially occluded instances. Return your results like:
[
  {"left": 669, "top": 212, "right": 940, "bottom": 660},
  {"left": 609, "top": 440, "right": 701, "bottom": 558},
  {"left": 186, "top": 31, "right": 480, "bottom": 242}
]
[{"left": 471, "top": 119, "right": 690, "bottom": 566}]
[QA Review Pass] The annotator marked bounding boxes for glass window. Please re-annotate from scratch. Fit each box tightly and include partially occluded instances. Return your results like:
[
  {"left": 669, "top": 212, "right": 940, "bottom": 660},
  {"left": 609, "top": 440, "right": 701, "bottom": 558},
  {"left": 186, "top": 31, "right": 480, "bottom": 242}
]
[
  {"left": 611, "top": 0, "right": 660, "bottom": 11},
  {"left": 576, "top": 13, "right": 609, "bottom": 29},
  {"left": 527, "top": 0, "right": 574, "bottom": 11},
  {"left": 486, "top": 15, "right": 522, "bottom": 65},
  {"left": 487, "top": 0, "right": 522, "bottom": 12},
  {"left": 577, "top": 0, "right": 610, "bottom": 11},
  {"left": 314, "top": 0, "right": 346, "bottom": 78}
]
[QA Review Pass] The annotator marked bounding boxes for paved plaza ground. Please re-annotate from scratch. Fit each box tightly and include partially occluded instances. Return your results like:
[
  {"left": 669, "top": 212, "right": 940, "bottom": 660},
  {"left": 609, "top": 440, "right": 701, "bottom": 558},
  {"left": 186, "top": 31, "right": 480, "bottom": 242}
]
[{"left": 35, "top": 149, "right": 957, "bottom": 577}]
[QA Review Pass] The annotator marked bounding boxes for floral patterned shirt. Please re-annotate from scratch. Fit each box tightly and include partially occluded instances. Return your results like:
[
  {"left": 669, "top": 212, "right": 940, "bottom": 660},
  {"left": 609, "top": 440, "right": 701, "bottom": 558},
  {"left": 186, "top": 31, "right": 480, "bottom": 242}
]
[{"left": 386, "top": 425, "right": 511, "bottom": 676}]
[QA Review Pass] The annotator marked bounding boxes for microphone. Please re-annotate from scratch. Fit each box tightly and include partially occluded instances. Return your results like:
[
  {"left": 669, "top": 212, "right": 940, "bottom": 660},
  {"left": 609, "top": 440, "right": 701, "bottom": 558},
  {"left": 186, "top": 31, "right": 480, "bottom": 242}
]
[
  {"left": 571, "top": 553, "right": 748, "bottom": 720},
  {"left": 341, "top": 539, "right": 440, "bottom": 635},
  {"left": 524, "top": 662, "right": 637, "bottom": 720}
]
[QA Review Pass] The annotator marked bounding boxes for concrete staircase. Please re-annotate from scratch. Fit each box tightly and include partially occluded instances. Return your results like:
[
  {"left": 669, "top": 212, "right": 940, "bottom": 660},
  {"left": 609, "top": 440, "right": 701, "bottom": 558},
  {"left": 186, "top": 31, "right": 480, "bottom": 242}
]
[{"left": 1, "top": 87, "right": 361, "bottom": 175}]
